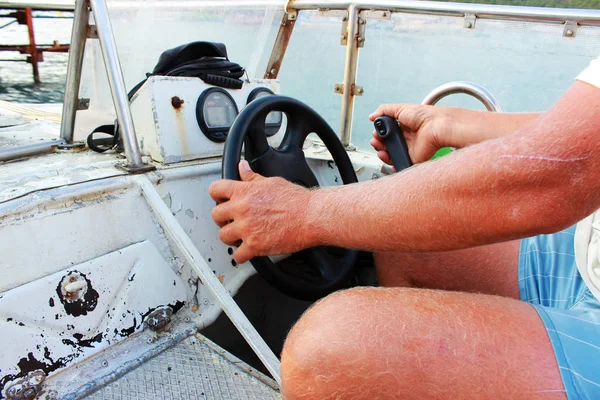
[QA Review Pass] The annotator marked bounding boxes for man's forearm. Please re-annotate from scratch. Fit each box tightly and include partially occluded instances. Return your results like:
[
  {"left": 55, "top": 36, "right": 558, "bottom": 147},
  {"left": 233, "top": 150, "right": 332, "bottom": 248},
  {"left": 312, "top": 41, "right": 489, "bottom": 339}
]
[
  {"left": 307, "top": 84, "right": 599, "bottom": 252},
  {"left": 447, "top": 109, "right": 541, "bottom": 148}
]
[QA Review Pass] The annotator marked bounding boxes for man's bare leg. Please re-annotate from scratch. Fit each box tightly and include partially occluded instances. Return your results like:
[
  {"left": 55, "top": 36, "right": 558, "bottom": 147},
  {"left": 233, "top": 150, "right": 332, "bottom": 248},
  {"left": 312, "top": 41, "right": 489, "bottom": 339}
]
[
  {"left": 281, "top": 287, "right": 565, "bottom": 399},
  {"left": 374, "top": 240, "right": 521, "bottom": 299}
]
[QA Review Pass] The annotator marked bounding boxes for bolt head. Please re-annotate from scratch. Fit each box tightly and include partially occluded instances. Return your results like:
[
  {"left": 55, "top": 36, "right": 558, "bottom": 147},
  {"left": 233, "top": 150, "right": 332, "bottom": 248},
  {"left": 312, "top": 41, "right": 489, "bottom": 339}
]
[
  {"left": 358, "top": 37, "right": 365, "bottom": 42},
  {"left": 359, "top": 19, "right": 365, "bottom": 25},
  {"left": 465, "top": 22, "right": 473, "bottom": 28},
  {"left": 566, "top": 29, "right": 574, "bottom": 36},
  {"left": 102, "top": 360, "right": 108, "bottom": 367},
  {"left": 270, "top": 68, "right": 277, "bottom": 75},
  {"left": 147, "top": 337, "right": 154, "bottom": 344}
]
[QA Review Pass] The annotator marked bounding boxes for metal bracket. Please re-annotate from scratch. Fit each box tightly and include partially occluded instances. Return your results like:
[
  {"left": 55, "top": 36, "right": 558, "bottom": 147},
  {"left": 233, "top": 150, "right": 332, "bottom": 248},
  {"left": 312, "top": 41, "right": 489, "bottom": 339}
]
[
  {"left": 264, "top": 11, "right": 297, "bottom": 79},
  {"left": 336, "top": 9, "right": 391, "bottom": 47},
  {"left": 334, "top": 83, "right": 363, "bottom": 96},
  {"left": 286, "top": 9, "right": 297, "bottom": 21},
  {"left": 116, "top": 162, "right": 156, "bottom": 174},
  {"left": 78, "top": 98, "right": 90, "bottom": 110},
  {"left": 87, "top": 24, "right": 98, "bottom": 39},
  {"left": 357, "top": 16, "right": 366, "bottom": 47},
  {"left": 320, "top": 9, "right": 350, "bottom": 45},
  {"left": 464, "top": 13, "right": 476, "bottom": 29},
  {"left": 563, "top": 20, "right": 578, "bottom": 37},
  {"left": 57, "top": 141, "right": 86, "bottom": 150},
  {"left": 319, "top": 9, "right": 347, "bottom": 18},
  {"left": 360, "top": 10, "right": 391, "bottom": 20}
]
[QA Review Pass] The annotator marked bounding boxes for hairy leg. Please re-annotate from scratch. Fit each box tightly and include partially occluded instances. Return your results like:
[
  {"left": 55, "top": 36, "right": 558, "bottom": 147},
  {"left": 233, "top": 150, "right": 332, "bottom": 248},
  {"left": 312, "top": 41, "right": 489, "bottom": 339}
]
[
  {"left": 281, "top": 287, "right": 564, "bottom": 400},
  {"left": 374, "top": 240, "right": 521, "bottom": 299}
]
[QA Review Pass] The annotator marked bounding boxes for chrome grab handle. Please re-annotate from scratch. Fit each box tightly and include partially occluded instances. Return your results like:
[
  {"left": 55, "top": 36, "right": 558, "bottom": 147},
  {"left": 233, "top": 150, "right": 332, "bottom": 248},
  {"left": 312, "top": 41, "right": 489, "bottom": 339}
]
[{"left": 421, "top": 81, "right": 502, "bottom": 112}]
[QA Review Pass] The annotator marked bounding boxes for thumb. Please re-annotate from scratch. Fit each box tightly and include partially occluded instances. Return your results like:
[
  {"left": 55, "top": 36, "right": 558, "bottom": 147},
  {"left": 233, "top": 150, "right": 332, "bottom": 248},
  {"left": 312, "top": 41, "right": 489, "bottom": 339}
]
[{"left": 239, "top": 160, "right": 264, "bottom": 182}]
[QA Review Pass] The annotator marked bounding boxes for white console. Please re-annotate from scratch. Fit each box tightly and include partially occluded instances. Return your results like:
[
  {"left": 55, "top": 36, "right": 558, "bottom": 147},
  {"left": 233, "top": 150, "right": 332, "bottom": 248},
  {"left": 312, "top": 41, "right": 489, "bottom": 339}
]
[{"left": 129, "top": 76, "right": 283, "bottom": 164}]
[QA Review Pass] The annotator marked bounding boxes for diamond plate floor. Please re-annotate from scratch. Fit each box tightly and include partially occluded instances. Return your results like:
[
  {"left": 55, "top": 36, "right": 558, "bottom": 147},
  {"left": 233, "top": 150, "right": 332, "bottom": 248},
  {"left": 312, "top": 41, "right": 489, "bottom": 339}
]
[{"left": 85, "top": 334, "right": 281, "bottom": 400}]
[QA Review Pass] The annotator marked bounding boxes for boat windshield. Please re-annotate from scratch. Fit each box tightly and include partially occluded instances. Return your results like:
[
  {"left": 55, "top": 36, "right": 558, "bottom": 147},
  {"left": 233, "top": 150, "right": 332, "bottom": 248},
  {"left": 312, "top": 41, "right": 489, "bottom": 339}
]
[{"left": 82, "top": 0, "right": 600, "bottom": 151}]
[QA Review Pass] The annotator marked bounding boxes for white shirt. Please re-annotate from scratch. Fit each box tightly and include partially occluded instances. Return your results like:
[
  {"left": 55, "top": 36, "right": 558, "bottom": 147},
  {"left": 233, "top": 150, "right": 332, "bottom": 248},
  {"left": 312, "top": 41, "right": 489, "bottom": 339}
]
[{"left": 573, "top": 56, "right": 600, "bottom": 301}]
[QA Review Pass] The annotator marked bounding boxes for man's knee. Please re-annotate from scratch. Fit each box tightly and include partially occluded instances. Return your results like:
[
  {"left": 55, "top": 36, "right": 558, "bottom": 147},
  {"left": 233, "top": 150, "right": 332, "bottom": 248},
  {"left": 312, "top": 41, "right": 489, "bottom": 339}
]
[{"left": 280, "top": 287, "right": 416, "bottom": 399}]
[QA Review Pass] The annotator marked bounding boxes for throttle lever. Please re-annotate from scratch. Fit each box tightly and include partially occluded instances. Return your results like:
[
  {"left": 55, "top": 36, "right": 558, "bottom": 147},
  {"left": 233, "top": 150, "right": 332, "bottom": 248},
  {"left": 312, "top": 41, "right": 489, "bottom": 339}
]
[{"left": 374, "top": 116, "right": 413, "bottom": 172}]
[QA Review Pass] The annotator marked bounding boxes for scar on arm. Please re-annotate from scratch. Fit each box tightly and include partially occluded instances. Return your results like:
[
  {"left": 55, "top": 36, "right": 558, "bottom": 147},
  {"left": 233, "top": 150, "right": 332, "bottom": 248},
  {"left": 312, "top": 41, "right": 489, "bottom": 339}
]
[{"left": 499, "top": 154, "right": 591, "bottom": 163}]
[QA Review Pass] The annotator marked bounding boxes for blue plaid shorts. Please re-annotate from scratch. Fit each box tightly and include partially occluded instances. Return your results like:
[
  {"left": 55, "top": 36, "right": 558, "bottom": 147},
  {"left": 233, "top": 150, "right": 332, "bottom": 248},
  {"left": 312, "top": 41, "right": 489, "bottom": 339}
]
[{"left": 520, "top": 225, "right": 600, "bottom": 399}]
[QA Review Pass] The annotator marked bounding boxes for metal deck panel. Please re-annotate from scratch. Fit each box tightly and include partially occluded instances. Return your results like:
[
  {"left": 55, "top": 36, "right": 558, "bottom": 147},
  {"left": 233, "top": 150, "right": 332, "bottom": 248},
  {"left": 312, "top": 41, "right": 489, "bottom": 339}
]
[{"left": 85, "top": 334, "right": 281, "bottom": 400}]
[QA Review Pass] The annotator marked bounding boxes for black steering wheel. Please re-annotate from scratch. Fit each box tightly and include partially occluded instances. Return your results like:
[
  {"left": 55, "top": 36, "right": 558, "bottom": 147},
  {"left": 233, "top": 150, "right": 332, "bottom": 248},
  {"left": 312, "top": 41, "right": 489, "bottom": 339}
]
[{"left": 222, "top": 95, "right": 359, "bottom": 301}]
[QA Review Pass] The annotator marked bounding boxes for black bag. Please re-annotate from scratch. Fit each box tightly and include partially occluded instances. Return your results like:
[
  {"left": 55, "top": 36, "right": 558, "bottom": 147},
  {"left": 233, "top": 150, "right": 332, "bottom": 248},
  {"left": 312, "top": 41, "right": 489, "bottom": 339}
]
[{"left": 88, "top": 41, "right": 245, "bottom": 152}]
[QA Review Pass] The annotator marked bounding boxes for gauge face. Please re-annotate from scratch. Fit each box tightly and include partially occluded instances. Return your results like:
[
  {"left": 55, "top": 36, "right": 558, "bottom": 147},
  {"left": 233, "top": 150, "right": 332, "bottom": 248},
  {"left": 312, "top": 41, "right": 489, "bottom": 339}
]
[
  {"left": 196, "top": 88, "right": 239, "bottom": 143},
  {"left": 247, "top": 87, "right": 283, "bottom": 137}
]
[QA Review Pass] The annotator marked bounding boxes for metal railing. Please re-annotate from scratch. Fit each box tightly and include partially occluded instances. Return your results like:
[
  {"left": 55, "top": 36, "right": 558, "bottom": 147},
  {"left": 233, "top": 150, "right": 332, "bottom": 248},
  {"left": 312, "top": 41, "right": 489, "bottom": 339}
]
[
  {"left": 289, "top": 0, "right": 600, "bottom": 22},
  {"left": 421, "top": 82, "right": 502, "bottom": 112},
  {"left": 0, "top": 1, "right": 74, "bottom": 11}
]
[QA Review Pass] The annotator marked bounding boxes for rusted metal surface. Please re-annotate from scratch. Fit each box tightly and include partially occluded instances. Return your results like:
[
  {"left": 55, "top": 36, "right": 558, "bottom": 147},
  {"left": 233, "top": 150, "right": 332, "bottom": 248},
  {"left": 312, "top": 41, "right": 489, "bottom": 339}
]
[
  {"left": 263, "top": 11, "right": 296, "bottom": 80},
  {"left": 338, "top": 5, "right": 359, "bottom": 147},
  {"left": 23, "top": 8, "right": 40, "bottom": 83},
  {"left": 144, "top": 306, "right": 173, "bottom": 332},
  {"left": 4, "top": 370, "right": 46, "bottom": 400},
  {"left": 0, "top": 7, "right": 70, "bottom": 83},
  {"left": 0, "top": 43, "right": 69, "bottom": 52},
  {"left": 170, "top": 96, "right": 184, "bottom": 110}
]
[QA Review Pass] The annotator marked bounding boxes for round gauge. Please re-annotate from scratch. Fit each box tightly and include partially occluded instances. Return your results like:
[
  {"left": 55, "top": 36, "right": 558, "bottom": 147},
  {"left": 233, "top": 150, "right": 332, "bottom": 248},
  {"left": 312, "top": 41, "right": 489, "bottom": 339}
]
[
  {"left": 196, "top": 88, "right": 239, "bottom": 143},
  {"left": 247, "top": 87, "right": 283, "bottom": 137}
]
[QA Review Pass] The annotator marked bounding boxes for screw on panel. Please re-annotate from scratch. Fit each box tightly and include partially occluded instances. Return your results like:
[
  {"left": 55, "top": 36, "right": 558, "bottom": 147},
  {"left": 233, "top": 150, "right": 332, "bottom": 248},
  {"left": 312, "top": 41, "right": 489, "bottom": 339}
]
[
  {"left": 87, "top": 25, "right": 98, "bottom": 39},
  {"left": 101, "top": 360, "right": 108, "bottom": 367},
  {"left": 563, "top": 21, "right": 578, "bottom": 37},
  {"left": 59, "top": 272, "right": 89, "bottom": 303},
  {"left": 464, "top": 14, "right": 476, "bottom": 29},
  {"left": 77, "top": 98, "right": 90, "bottom": 110},
  {"left": 287, "top": 10, "right": 297, "bottom": 20},
  {"left": 270, "top": 68, "right": 277, "bottom": 76}
]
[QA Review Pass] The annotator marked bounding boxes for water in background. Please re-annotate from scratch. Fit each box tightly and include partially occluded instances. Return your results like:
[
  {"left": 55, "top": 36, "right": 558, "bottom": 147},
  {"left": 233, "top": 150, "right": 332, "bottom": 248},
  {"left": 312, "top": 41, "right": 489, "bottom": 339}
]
[
  {"left": 0, "top": 11, "right": 71, "bottom": 103},
  {"left": 2, "top": 4, "right": 600, "bottom": 150}
]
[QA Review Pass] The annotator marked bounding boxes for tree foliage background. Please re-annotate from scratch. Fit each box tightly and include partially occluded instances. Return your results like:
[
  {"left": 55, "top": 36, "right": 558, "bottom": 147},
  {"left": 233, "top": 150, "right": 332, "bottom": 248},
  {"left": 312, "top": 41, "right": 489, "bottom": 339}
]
[{"left": 433, "top": 0, "right": 600, "bottom": 9}]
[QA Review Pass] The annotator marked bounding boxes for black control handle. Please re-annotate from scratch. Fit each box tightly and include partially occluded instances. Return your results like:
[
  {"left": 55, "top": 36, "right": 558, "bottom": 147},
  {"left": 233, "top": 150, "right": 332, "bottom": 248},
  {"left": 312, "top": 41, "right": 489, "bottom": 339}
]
[{"left": 374, "top": 116, "right": 413, "bottom": 172}]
